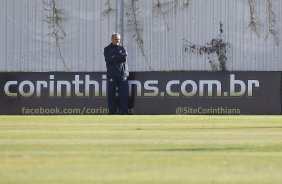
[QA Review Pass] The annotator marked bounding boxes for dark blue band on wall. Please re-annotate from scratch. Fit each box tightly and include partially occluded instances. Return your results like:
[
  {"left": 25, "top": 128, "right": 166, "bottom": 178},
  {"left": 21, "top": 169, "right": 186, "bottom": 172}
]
[
  {"left": 0, "top": 72, "right": 281, "bottom": 115},
  {"left": 281, "top": 72, "right": 282, "bottom": 115}
]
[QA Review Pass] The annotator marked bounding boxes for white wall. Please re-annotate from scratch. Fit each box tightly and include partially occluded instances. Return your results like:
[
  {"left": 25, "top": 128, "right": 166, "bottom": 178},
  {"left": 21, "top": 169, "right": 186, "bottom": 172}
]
[{"left": 0, "top": 0, "right": 282, "bottom": 72}]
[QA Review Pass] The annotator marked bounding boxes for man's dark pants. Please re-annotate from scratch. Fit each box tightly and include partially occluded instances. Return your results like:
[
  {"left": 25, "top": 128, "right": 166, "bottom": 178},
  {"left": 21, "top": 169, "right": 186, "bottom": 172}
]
[{"left": 107, "top": 76, "right": 129, "bottom": 115}]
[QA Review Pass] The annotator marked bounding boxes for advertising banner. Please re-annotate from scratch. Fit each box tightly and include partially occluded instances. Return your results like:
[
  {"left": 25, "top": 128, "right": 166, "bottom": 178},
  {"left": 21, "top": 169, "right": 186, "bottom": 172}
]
[
  {"left": 281, "top": 72, "right": 282, "bottom": 115},
  {"left": 0, "top": 72, "right": 281, "bottom": 115}
]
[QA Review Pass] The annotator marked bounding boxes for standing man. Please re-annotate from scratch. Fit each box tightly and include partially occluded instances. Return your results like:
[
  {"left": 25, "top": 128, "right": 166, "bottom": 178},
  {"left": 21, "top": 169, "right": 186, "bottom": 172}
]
[{"left": 104, "top": 33, "right": 129, "bottom": 115}]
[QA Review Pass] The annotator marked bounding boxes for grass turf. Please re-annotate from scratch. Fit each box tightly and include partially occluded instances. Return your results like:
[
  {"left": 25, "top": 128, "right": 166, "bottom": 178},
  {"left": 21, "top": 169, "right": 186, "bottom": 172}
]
[{"left": 0, "top": 115, "right": 282, "bottom": 184}]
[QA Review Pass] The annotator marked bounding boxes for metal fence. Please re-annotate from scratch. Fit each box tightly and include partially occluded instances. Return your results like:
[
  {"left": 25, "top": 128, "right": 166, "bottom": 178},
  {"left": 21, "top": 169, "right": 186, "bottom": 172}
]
[{"left": 0, "top": 0, "right": 282, "bottom": 72}]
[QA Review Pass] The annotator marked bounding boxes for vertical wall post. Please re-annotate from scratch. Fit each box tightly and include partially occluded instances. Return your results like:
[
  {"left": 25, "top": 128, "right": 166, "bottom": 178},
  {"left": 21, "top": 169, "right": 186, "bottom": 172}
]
[{"left": 116, "top": 0, "right": 124, "bottom": 42}]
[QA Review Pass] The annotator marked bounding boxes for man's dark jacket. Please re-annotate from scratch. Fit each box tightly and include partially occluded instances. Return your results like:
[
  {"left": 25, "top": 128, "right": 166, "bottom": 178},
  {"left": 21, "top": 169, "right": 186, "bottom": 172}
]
[{"left": 104, "top": 43, "right": 129, "bottom": 78}]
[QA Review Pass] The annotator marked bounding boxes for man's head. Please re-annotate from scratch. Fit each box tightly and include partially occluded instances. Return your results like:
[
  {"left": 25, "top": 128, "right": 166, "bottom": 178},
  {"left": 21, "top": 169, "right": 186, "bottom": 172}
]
[{"left": 111, "top": 33, "right": 121, "bottom": 46}]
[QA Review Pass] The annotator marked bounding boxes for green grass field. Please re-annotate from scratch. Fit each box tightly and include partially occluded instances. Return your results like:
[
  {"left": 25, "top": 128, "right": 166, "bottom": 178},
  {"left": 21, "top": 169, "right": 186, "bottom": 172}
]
[{"left": 1, "top": 115, "right": 282, "bottom": 184}]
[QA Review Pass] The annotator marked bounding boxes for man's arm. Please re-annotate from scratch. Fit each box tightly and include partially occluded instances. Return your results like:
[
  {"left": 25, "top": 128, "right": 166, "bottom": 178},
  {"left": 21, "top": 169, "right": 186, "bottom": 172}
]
[
  {"left": 114, "top": 46, "right": 127, "bottom": 62},
  {"left": 104, "top": 47, "right": 127, "bottom": 64},
  {"left": 104, "top": 47, "right": 120, "bottom": 64}
]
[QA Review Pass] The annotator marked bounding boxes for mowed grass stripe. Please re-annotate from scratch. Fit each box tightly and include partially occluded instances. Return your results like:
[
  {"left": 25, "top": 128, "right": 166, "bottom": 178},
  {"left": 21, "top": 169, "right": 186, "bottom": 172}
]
[{"left": 0, "top": 115, "right": 282, "bottom": 184}]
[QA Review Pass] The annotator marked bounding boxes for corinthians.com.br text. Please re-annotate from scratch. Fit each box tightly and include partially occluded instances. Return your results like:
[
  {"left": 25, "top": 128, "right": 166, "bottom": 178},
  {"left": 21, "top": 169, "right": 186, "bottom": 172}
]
[{"left": 4, "top": 74, "right": 259, "bottom": 98}]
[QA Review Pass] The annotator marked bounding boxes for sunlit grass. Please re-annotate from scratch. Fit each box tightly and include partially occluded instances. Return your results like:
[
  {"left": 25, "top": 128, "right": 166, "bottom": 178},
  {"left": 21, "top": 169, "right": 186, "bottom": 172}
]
[{"left": 0, "top": 115, "right": 282, "bottom": 184}]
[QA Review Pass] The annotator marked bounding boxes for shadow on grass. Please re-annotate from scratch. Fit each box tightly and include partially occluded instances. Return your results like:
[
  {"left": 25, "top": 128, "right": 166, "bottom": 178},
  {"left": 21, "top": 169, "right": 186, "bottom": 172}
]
[
  {"left": 141, "top": 147, "right": 282, "bottom": 152},
  {"left": 144, "top": 147, "right": 245, "bottom": 152},
  {"left": 189, "top": 126, "right": 282, "bottom": 130},
  {"left": 131, "top": 126, "right": 282, "bottom": 131}
]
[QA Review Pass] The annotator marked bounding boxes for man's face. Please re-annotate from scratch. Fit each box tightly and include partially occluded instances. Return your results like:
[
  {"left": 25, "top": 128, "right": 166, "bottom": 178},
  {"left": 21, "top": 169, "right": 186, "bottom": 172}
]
[{"left": 112, "top": 35, "right": 121, "bottom": 45}]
